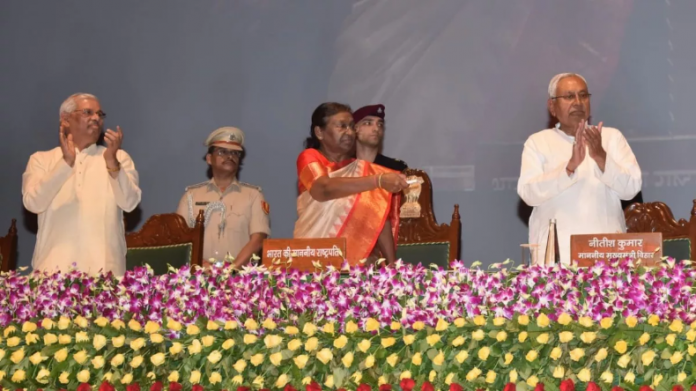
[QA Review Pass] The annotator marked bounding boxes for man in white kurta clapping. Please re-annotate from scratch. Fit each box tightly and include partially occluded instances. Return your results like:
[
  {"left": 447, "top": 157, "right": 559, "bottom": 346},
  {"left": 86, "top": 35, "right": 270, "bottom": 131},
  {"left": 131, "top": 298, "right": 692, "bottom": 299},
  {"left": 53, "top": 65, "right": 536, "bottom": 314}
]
[{"left": 517, "top": 73, "right": 642, "bottom": 265}]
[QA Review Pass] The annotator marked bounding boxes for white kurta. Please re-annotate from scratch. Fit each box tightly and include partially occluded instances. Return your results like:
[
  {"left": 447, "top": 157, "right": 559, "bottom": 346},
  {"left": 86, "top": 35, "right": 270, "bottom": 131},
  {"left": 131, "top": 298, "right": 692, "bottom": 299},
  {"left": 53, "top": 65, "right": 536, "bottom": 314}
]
[
  {"left": 517, "top": 126, "right": 642, "bottom": 264},
  {"left": 22, "top": 144, "right": 141, "bottom": 275}
]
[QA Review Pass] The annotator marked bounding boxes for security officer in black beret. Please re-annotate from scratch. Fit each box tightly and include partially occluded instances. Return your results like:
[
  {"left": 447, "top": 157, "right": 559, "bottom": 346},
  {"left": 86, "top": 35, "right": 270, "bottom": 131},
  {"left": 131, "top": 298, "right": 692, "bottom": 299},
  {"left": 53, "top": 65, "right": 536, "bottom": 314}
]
[{"left": 353, "top": 104, "right": 408, "bottom": 171}]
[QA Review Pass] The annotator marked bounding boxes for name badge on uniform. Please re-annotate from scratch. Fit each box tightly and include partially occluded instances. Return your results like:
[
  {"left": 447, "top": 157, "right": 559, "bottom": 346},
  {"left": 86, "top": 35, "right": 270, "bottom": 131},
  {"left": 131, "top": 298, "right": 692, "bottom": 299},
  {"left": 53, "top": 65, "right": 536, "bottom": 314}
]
[{"left": 195, "top": 202, "right": 210, "bottom": 206}]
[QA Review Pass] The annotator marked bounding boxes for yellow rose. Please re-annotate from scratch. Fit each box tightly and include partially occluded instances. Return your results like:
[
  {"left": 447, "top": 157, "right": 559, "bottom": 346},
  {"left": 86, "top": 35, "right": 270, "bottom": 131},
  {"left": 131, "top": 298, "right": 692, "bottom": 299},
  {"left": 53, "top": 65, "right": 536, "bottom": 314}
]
[
  {"left": 525, "top": 350, "right": 538, "bottom": 362},
  {"left": 478, "top": 346, "right": 491, "bottom": 361},
  {"left": 58, "top": 316, "right": 71, "bottom": 330},
  {"left": 381, "top": 337, "right": 396, "bottom": 348},
  {"left": 251, "top": 353, "right": 264, "bottom": 366},
  {"left": 686, "top": 329, "right": 696, "bottom": 342},
  {"left": 624, "top": 372, "right": 636, "bottom": 384},
  {"left": 190, "top": 370, "right": 202, "bottom": 384},
  {"left": 667, "top": 333, "right": 677, "bottom": 346},
  {"left": 578, "top": 316, "right": 594, "bottom": 328},
  {"left": 121, "top": 373, "right": 134, "bottom": 385},
  {"left": 188, "top": 339, "right": 202, "bottom": 355},
  {"left": 186, "top": 324, "right": 201, "bottom": 335},
  {"left": 111, "top": 319, "right": 125, "bottom": 330},
  {"left": 269, "top": 351, "right": 283, "bottom": 366},
  {"left": 54, "top": 347, "right": 68, "bottom": 362},
  {"left": 12, "top": 369, "right": 27, "bottom": 383},
  {"left": 569, "top": 348, "right": 585, "bottom": 361},
  {"left": 233, "top": 375, "right": 244, "bottom": 385},
  {"left": 559, "top": 331, "right": 574, "bottom": 343},
  {"left": 413, "top": 321, "right": 425, "bottom": 330},
  {"left": 412, "top": 352, "right": 423, "bottom": 365},
  {"left": 426, "top": 334, "right": 441, "bottom": 346},
  {"left": 130, "top": 355, "right": 144, "bottom": 368},
  {"left": 639, "top": 332, "right": 650, "bottom": 345},
  {"left": 208, "top": 350, "right": 223, "bottom": 364},
  {"left": 537, "top": 313, "right": 550, "bottom": 327},
  {"left": 493, "top": 317, "right": 506, "bottom": 326},
  {"left": 557, "top": 313, "right": 572, "bottom": 325},
  {"left": 614, "top": 340, "right": 628, "bottom": 354},
  {"left": 466, "top": 367, "right": 482, "bottom": 382},
  {"left": 0, "top": 349, "right": 5, "bottom": 361},
  {"left": 92, "top": 356, "right": 105, "bottom": 369},
  {"left": 150, "top": 352, "right": 165, "bottom": 367},
  {"left": 202, "top": 320, "right": 218, "bottom": 331},
  {"left": 342, "top": 352, "right": 354, "bottom": 368},
  {"left": 167, "top": 319, "right": 182, "bottom": 331},
  {"left": 128, "top": 319, "right": 142, "bottom": 331},
  {"left": 553, "top": 366, "right": 565, "bottom": 379},
  {"left": 244, "top": 319, "right": 259, "bottom": 331},
  {"left": 243, "top": 334, "right": 258, "bottom": 344},
  {"left": 201, "top": 335, "right": 215, "bottom": 347},
  {"left": 527, "top": 376, "right": 540, "bottom": 387},
  {"left": 314, "top": 348, "right": 332, "bottom": 364},
  {"left": 496, "top": 331, "right": 508, "bottom": 342},
  {"left": 617, "top": 354, "right": 631, "bottom": 368},
  {"left": 453, "top": 335, "right": 466, "bottom": 346},
  {"left": 58, "top": 334, "right": 72, "bottom": 345},
  {"left": 577, "top": 368, "right": 591, "bottom": 383},
  {"left": 169, "top": 342, "right": 183, "bottom": 355},
  {"left": 75, "top": 331, "right": 89, "bottom": 343},
  {"left": 168, "top": 371, "right": 180, "bottom": 383},
  {"left": 365, "top": 318, "right": 380, "bottom": 332},
  {"left": 595, "top": 347, "right": 608, "bottom": 362},
  {"left": 456, "top": 350, "right": 469, "bottom": 364},
  {"left": 580, "top": 332, "right": 597, "bottom": 344},
  {"left": 357, "top": 339, "right": 371, "bottom": 353},
  {"left": 504, "top": 352, "right": 513, "bottom": 365},
  {"left": 294, "top": 354, "right": 309, "bottom": 369},
  {"left": 303, "top": 323, "right": 318, "bottom": 336},
  {"left": 6, "top": 337, "right": 20, "bottom": 347},
  {"left": 445, "top": 373, "right": 455, "bottom": 385},
  {"left": 22, "top": 321, "right": 37, "bottom": 333},
  {"left": 652, "top": 374, "right": 664, "bottom": 387},
  {"left": 233, "top": 359, "right": 247, "bottom": 373},
  {"left": 322, "top": 322, "right": 335, "bottom": 335},
  {"left": 429, "top": 370, "right": 436, "bottom": 383},
  {"left": 600, "top": 371, "right": 614, "bottom": 384},
  {"left": 112, "top": 335, "right": 125, "bottom": 348},
  {"left": 305, "top": 336, "right": 319, "bottom": 351},
  {"left": 144, "top": 321, "right": 160, "bottom": 334},
  {"left": 433, "top": 350, "right": 445, "bottom": 366},
  {"left": 679, "top": 372, "right": 687, "bottom": 382},
  {"left": 600, "top": 317, "right": 614, "bottom": 329},
  {"left": 2, "top": 325, "right": 16, "bottom": 338},
  {"left": 689, "top": 344, "right": 696, "bottom": 356},
  {"left": 625, "top": 316, "right": 638, "bottom": 328},
  {"left": 150, "top": 333, "right": 164, "bottom": 344},
  {"left": 550, "top": 347, "right": 562, "bottom": 360},
  {"left": 225, "top": 320, "right": 238, "bottom": 330},
  {"left": 276, "top": 374, "right": 289, "bottom": 388},
  {"left": 331, "top": 335, "right": 347, "bottom": 349},
  {"left": 486, "top": 370, "right": 497, "bottom": 384},
  {"left": 73, "top": 350, "right": 89, "bottom": 364},
  {"left": 345, "top": 321, "right": 358, "bottom": 333},
  {"left": 94, "top": 317, "right": 109, "bottom": 327},
  {"left": 400, "top": 371, "right": 412, "bottom": 380},
  {"left": 473, "top": 315, "right": 486, "bottom": 326},
  {"left": 222, "top": 338, "right": 235, "bottom": 350},
  {"left": 391, "top": 321, "right": 402, "bottom": 330},
  {"left": 44, "top": 333, "right": 58, "bottom": 345},
  {"left": 473, "top": 329, "right": 485, "bottom": 341},
  {"left": 670, "top": 319, "right": 684, "bottom": 333},
  {"left": 365, "top": 354, "right": 376, "bottom": 368},
  {"left": 210, "top": 372, "right": 222, "bottom": 385},
  {"left": 671, "top": 351, "right": 684, "bottom": 364},
  {"left": 518, "top": 331, "right": 528, "bottom": 342},
  {"left": 29, "top": 352, "right": 46, "bottom": 365},
  {"left": 36, "top": 368, "right": 50, "bottom": 384},
  {"left": 111, "top": 353, "right": 125, "bottom": 367},
  {"left": 648, "top": 314, "right": 660, "bottom": 326},
  {"left": 518, "top": 315, "right": 530, "bottom": 325},
  {"left": 536, "top": 333, "right": 549, "bottom": 344},
  {"left": 454, "top": 317, "right": 466, "bottom": 327},
  {"left": 41, "top": 318, "right": 54, "bottom": 330},
  {"left": 437, "top": 318, "right": 451, "bottom": 330},
  {"left": 403, "top": 334, "right": 416, "bottom": 345},
  {"left": 130, "top": 337, "right": 146, "bottom": 351},
  {"left": 387, "top": 353, "right": 399, "bottom": 367},
  {"left": 288, "top": 338, "right": 302, "bottom": 351},
  {"left": 10, "top": 348, "right": 24, "bottom": 364}
]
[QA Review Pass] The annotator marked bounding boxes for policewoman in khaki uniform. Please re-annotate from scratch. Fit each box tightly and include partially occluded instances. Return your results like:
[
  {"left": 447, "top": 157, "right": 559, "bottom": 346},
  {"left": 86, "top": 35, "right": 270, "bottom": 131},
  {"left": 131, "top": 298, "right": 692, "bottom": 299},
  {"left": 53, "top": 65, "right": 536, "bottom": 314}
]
[{"left": 176, "top": 127, "right": 270, "bottom": 268}]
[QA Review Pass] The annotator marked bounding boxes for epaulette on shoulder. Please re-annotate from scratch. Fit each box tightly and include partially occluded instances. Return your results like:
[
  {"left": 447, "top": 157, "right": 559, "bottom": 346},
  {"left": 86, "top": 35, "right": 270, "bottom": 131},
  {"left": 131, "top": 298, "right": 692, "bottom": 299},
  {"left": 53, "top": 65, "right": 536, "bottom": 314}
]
[
  {"left": 239, "top": 182, "right": 262, "bottom": 191},
  {"left": 185, "top": 181, "right": 209, "bottom": 191}
]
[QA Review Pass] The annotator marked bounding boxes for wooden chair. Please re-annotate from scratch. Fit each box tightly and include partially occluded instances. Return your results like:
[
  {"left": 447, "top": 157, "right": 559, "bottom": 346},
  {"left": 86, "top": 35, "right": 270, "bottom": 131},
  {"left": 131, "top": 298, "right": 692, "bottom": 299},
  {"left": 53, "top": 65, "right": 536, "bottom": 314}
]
[
  {"left": 397, "top": 169, "right": 461, "bottom": 268},
  {"left": 0, "top": 219, "right": 18, "bottom": 273},
  {"left": 624, "top": 200, "right": 696, "bottom": 261},
  {"left": 125, "top": 211, "right": 204, "bottom": 274}
]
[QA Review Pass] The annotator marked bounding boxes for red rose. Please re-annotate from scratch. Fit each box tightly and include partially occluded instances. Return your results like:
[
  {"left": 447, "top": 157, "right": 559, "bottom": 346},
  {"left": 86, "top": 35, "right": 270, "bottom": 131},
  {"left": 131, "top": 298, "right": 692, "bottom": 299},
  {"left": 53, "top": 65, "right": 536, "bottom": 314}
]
[
  {"left": 503, "top": 383, "right": 516, "bottom": 391},
  {"left": 421, "top": 382, "right": 434, "bottom": 391},
  {"left": 691, "top": 386, "right": 696, "bottom": 391},
  {"left": 611, "top": 388, "right": 624, "bottom": 391},
  {"left": 237, "top": 388, "right": 251, "bottom": 391},
  {"left": 638, "top": 387, "right": 654, "bottom": 391},
  {"left": 169, "top": 383, "right": 183, "bottom": 391},
  {"left": 77, "top": 385, "right": 92, "bottom": 391},
  {"left": 673, "top": 386, "right": 685, "bottom": 391},
  {"left": 586, "top": 383, "right": 601, "bottom": 391},
  {"left": 127, "top": 385, "right": 142, "bottom": 391},
  {"left": 99, "top": 382, "right": 116, "bottom": 391},
  {"left": 150, "top": 383, "right": 164, "bottom": 391},
  {"left": 192, "top": 386, "right": 204, "bottom": 391},
  {"left": 380, "top": 386, "right": 393, "bottom": 391},
  {"left": 400, "top": 379, "right": 416, "bottom": 391},
  {"left": 357, "top": 384, "right": 372, "bottom": 391},
  {"left": 560, "top": 379, "right": 575, "bottom": 391},
  {"left": 307, "top": 382, "right": 322, "bottom": 391},
  {"left": 284, "top": 385, "right": 298, "bottom": 391},
  {"left": 534, "top": 384, "right": 544, "bottom": 391},
  {"left": 449, "top": 384, "right": 463, "bottom": 391}
]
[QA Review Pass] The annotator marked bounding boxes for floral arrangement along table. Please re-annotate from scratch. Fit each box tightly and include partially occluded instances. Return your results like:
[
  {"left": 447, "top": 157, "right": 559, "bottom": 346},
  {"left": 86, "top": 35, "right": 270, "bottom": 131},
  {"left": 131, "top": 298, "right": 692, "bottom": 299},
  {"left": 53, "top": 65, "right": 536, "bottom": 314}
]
[{"left": 1, "top": 259, "right": 695, "bottom": 391}]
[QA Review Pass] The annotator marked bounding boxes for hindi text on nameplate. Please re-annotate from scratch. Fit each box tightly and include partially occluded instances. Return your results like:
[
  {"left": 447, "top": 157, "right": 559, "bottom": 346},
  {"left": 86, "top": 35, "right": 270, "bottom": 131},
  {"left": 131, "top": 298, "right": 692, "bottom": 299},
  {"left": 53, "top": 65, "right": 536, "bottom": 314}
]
[
  {"left": 570, "top": 232, "right": 662, "bottom": 267},
  {"left": 262, "top": 238, "right": 347, "bottom": 272}
]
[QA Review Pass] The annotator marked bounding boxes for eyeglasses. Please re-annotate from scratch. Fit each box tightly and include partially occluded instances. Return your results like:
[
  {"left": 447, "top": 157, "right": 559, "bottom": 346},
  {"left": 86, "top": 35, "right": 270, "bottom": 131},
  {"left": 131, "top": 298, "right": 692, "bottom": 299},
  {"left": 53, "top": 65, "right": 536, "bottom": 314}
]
[
  {"left": 212, "top": 148, "right": 242, "bottom": 158},
  {"left": 74, "top": 108, "right": 107, "bottom": 119},
  {"left": 551, "top": 92, "right": 592, "bottom": 102}
]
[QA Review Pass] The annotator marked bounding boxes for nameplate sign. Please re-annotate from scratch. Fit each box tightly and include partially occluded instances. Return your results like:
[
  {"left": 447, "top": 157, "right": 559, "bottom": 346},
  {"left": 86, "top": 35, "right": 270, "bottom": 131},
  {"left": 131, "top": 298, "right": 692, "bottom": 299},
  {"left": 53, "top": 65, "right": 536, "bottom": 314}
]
[
  {"left": 262, "top": 238, "right": 346, "bottom": 272},
  {"left": 570, "top": 232, "right": 663, "bottom": 267}
]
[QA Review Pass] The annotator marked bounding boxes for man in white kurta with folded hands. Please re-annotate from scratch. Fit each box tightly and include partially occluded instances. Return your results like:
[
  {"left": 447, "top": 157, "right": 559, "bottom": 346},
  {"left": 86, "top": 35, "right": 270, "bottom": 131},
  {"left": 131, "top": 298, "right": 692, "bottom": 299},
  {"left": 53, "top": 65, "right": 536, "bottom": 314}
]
[
  {"left": 517, "top": 73, "right": 642, "bottom": 265},
  {"left": 22, "top": 93, "right": 141, "bottom": 275}
]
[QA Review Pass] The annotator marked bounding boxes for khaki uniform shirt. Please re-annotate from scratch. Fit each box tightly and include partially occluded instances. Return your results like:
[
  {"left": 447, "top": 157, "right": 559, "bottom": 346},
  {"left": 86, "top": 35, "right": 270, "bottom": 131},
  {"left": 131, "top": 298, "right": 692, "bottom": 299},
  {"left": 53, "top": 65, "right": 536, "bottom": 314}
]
[{"left": 176, "top": 179, "right": 271, "bottom": 261}]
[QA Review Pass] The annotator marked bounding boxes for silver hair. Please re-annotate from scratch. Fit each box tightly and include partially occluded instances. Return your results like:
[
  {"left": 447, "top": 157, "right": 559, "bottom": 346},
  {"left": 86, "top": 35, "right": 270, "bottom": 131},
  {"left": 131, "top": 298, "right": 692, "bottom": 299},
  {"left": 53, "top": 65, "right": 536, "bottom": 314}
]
[
  {"left": 59, "top": 93, "right": 98, "bottom": 117},
  {"left": 547, "top": 73, "right": 588, "bottom": 97}
]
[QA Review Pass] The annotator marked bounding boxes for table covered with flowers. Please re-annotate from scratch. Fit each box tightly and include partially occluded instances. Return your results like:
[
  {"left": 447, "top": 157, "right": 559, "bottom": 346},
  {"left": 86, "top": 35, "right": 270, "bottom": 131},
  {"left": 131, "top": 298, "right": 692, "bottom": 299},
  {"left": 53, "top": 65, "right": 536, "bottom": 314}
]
[{"left": 1, "top": 259, "right": 696, "bottom": 391}]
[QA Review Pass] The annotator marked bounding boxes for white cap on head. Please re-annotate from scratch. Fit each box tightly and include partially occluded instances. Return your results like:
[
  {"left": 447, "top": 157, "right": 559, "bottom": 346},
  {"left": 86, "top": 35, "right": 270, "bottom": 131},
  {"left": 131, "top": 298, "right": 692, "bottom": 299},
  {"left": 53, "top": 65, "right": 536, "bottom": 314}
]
[{"left": 205, "top": 127, "right": 245, "bottom": 151}]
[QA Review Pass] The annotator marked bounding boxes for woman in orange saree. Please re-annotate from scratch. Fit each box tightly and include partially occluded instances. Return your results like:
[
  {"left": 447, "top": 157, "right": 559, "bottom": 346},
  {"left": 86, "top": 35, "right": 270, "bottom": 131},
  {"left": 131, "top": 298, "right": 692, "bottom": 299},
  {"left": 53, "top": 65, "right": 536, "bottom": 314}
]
[{"left": 294, "top": 102, "right": 408, "bottom": 266}]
